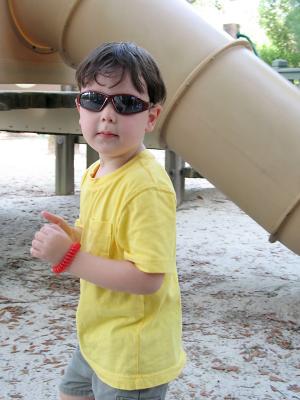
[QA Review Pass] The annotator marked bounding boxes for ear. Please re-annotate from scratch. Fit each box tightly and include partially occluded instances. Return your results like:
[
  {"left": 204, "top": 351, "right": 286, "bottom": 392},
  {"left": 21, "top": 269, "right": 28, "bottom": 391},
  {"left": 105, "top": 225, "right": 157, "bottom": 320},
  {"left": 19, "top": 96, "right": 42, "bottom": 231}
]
[
  {"left": 75, "top": 97, "right": 83, "bottom": 128},
  {"left": 145, "top": 104, "right": 162, "bottom": 133},
  {"left": 75, "top": 97, "right": 81, "bottom": 113}
]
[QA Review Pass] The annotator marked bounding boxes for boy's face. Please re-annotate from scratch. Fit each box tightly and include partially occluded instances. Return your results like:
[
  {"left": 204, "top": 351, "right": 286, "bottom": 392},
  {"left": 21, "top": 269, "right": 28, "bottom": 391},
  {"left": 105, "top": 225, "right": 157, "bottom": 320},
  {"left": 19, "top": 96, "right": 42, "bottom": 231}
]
[{"left": 76, "top": 71, "right": 162, "bottom": 164}]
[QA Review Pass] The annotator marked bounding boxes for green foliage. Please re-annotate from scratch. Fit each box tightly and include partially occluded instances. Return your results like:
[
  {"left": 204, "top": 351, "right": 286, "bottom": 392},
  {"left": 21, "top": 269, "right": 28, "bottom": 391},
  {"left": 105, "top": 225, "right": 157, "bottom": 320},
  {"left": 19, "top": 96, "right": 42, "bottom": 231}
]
[
  {"left": 286, "top": 1, "right": 300, "bottom": 49},
  {"left": 259, "top": 0, "right": 300, "bottom": 66},
  {"left": 186, "top": 0, "right": 224, "bottom": 11},
  {"left": 258, "top": 44, "right": 300, "bottom": 66}
]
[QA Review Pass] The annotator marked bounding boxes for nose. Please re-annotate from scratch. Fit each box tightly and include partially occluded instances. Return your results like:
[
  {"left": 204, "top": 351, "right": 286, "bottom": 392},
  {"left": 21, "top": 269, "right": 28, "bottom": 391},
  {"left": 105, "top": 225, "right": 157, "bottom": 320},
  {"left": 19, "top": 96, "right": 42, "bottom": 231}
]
[{"left": 100, "top": 100, "right": 117, "bottom": 122}]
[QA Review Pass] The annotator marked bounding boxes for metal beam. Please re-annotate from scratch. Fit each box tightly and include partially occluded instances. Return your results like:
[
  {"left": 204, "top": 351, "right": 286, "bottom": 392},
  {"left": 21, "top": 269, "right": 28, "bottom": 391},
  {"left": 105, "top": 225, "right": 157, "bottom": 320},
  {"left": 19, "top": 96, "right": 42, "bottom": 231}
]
[{"left": 0, "top": 91, "right": 77, "bottom": 110}]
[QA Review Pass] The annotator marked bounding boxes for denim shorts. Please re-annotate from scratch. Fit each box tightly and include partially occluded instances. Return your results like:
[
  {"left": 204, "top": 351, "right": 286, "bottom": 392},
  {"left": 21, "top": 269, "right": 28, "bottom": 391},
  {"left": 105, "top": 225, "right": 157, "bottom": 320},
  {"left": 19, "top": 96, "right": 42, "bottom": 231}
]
[{"left": 59, "top": 346, "right": 169, "bottom": 400}]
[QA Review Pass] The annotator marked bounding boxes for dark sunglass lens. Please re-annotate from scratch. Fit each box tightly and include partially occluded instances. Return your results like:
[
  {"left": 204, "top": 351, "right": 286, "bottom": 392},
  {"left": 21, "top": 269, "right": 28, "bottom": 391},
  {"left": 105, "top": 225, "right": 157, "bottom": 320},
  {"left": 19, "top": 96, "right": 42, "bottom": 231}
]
[
  {"left": 80, "top": 92, "right": 106, "bottom": 111},
  {"left": 114, "top": 95, "right": 146, "bottom": 114}
]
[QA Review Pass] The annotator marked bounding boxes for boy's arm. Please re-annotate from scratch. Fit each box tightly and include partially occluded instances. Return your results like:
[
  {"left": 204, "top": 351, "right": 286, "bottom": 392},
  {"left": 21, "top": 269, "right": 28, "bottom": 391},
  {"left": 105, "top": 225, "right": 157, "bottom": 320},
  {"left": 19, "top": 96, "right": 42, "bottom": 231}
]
[
  {"left": 69, "top": 252, "right": 164, "bottom": 295},
  {"left": 31, "top": 223, "right": 164, "bottom": 295}
]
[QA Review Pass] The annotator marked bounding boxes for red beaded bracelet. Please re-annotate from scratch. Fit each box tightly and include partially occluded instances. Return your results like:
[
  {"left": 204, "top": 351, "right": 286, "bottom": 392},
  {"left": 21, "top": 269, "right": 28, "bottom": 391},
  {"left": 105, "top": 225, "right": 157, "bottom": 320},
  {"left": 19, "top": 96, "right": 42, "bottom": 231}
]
[{"left": 51, "top": 242, "right": 81, "bottom": 275}]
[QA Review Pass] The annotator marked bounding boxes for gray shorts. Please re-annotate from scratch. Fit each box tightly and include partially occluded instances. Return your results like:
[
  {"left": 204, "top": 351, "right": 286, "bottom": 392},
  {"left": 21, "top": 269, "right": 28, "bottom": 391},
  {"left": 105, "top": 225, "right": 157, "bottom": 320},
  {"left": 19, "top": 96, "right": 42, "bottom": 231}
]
[{"left": 59, "top": 346, "right": 169, "bottom": 400}]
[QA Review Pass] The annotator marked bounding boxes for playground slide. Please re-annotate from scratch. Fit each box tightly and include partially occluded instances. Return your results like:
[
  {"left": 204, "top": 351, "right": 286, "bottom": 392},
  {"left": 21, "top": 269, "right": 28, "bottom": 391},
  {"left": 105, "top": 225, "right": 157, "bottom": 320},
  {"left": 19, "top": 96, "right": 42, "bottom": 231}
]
[{"left": 2, "top": 0, "right": 300, "bottom": 255}]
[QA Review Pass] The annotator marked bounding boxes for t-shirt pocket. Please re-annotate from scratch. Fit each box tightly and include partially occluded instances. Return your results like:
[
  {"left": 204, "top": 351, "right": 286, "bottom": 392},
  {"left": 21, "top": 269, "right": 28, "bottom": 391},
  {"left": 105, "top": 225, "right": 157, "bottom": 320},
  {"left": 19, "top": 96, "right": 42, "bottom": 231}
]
[{"left": 81, "top": 219, "right": 112, "bottom": 257}]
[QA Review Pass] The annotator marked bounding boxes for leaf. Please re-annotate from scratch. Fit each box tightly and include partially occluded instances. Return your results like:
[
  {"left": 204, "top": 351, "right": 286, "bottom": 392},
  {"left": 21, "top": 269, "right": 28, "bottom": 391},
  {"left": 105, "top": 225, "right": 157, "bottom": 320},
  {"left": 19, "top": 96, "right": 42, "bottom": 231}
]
[
  {"left": 211, "top": 363, "right": 240, "bottom": 373},
  {"left": 288, "top": 384, "right": 300, "bottom": 393},
  {"left": 269, "top": 374, "right": 286, "bottom": 382},
  {"left": 270, "top": 385, "right": 280, "bottom": 393},
  {"left": 11, "top": 345, "right": 18, "bottom": 353}
]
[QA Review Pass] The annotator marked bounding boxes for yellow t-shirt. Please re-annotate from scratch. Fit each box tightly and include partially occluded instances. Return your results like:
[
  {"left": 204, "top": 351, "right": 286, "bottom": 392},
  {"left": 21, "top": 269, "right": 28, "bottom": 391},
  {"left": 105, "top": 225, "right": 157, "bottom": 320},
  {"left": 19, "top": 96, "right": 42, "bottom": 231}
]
[{"left": 75, "top": 150, "right": 186, "bottom": 390}]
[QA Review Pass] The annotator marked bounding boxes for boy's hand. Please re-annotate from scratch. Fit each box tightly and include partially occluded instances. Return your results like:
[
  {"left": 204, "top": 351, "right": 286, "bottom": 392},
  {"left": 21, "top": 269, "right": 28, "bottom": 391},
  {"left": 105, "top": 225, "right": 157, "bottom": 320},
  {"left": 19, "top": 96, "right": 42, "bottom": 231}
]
[{"left": 31, "top": 223, "right": 73, "bottom": 265}]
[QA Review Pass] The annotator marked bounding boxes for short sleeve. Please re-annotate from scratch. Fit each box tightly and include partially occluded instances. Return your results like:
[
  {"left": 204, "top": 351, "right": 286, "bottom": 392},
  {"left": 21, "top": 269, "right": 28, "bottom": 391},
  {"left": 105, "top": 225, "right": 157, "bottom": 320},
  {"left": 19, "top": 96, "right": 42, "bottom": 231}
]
[{"left": 117, "top": 188, "right": 177, "bottom": 274}]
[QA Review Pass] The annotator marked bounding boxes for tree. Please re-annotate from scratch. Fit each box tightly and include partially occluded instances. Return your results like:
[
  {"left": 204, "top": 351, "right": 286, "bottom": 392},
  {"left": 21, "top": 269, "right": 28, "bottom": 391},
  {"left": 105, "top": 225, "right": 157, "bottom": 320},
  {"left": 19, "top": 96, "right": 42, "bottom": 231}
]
[
  {"left": 286, "top": 0, "right": 300, "bottom": 49},
  {"left": 186, "top": 0, "right": 226, "bottom": 11},
  {"left": 258, "top": 0, "right": 300, "bottom": 66}
]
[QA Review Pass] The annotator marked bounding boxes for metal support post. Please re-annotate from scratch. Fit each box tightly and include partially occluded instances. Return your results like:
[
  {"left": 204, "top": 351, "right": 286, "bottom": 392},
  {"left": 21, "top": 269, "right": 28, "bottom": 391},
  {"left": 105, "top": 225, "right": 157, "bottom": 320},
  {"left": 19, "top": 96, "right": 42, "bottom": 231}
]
[
  {"left": 165, "top": 149, "right": 185, "bottom": 206},
  {"left": 55, "top": 135, "right": 75, "bottom": 195},
  {"left": 86, "top": 145, "right": 99, "bottom": 167}
]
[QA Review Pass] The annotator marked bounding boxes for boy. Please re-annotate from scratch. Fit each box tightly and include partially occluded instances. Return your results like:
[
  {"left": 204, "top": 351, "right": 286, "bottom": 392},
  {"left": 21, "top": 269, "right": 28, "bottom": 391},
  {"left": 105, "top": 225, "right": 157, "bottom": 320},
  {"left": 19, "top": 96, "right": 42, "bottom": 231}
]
[{"left": 31, "top": 41, "right": 186, "bottom": 400}]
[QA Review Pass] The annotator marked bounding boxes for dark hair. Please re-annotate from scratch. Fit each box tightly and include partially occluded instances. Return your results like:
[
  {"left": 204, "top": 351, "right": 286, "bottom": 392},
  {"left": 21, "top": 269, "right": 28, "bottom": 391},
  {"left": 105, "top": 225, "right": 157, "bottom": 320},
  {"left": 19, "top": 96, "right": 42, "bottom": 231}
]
[{"left": 75, "top": 42, "right": 167, "bottom": 104}]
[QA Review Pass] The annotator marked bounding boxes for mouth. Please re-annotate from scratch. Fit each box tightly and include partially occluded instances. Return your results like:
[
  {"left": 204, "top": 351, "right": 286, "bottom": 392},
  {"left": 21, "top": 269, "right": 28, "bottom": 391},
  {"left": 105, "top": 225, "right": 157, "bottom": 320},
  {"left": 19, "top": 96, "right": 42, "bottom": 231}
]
[{"left": 97, "top": 131, "right": 118, "bottom": 138}]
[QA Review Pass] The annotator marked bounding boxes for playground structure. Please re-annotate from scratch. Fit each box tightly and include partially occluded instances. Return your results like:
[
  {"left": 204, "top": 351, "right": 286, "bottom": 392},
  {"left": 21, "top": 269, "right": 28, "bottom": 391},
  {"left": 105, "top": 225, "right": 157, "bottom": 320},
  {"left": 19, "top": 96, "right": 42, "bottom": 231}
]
[{"left": 1, "top": 0, "right": 300, "bottom": 256}]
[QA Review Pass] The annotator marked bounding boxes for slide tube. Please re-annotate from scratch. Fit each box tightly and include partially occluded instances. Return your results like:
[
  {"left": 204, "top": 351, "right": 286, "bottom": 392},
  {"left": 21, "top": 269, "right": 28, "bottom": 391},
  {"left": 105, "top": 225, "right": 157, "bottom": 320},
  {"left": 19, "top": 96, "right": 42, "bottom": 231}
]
[{"left": 3, "top": 0, "right": 300, "bottom": 255}]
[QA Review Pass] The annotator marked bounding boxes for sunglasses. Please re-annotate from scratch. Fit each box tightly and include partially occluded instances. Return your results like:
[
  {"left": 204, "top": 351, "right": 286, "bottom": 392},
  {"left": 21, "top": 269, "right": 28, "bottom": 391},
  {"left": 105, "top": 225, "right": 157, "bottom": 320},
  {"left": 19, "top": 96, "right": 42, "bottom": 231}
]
[{"left": 77, "top": 91, "right": 152, "bottom": 115}]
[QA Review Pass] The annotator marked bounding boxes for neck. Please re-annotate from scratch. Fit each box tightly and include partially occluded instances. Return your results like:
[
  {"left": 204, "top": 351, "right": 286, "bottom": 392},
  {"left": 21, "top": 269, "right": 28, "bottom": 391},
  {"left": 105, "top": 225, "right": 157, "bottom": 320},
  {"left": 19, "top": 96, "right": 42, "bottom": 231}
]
[{"left": 96, "top": 144, "right": 145, "bottom": 178}]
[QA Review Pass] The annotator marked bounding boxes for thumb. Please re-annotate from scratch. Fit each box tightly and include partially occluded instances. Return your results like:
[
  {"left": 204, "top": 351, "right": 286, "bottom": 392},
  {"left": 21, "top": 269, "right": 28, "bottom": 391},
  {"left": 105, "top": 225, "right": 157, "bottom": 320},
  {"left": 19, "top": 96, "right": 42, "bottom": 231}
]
[
  {"left": 41, "top": 211, "right": 72, "bottom": 237},
  {"left": 41, "top": 211, "right": 65, "bottom": 226}
]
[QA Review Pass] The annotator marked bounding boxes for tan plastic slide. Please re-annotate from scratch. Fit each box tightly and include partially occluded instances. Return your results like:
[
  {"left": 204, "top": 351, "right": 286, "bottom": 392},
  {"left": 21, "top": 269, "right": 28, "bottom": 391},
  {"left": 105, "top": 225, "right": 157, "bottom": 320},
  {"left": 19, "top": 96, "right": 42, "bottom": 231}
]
[{"left": 1, "top": 0, "right": 300, "bottom": 255}]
